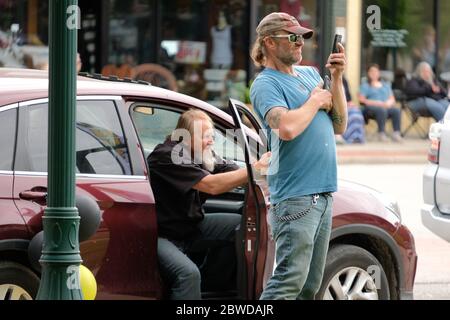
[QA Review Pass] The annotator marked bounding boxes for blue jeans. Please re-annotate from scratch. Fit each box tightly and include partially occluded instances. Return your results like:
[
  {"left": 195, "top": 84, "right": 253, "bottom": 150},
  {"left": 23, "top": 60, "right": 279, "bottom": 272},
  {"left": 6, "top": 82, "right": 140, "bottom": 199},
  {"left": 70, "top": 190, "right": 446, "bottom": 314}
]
[
  {"left": 260, "top": 193, "right": 333, "bottom": 300},
  {"left": 157, "top": 213, "right": 240, "bottom": 300},
  {"left": 363, "top": 106, "right": 402, "bottom": 133},
  {"left": 408, "top": 97, "right": 449, "bottom": 121}
]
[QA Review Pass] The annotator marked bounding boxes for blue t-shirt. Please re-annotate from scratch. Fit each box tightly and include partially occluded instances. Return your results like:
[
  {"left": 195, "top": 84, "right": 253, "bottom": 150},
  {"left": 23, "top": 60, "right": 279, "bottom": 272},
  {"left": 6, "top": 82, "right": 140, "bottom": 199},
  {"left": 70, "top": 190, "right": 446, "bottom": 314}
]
[
  {"left": 359, "top": 82, "right": 393, "bottom": 108},
  {"left": 250, "top": 66, "right": 337, "bottom": 204}
]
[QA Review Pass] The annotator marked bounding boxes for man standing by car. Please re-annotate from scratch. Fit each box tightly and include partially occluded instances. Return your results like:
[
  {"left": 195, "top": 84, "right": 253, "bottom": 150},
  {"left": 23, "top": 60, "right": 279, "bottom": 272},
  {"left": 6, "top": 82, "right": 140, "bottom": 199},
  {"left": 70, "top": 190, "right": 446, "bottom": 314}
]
[
  {"left": 147, "top": 109, "right": 269, "bottom": 300},
  {"left": 250, "top": 12, "right": 347, "bottom": 300}
]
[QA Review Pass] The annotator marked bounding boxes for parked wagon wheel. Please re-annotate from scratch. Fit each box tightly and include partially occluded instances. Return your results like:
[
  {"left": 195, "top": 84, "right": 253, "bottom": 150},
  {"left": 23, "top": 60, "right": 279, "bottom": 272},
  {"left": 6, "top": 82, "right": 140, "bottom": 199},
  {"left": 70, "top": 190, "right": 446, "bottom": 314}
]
[{"left": 133, "top": 63, "right": 178, "bottom": 92}]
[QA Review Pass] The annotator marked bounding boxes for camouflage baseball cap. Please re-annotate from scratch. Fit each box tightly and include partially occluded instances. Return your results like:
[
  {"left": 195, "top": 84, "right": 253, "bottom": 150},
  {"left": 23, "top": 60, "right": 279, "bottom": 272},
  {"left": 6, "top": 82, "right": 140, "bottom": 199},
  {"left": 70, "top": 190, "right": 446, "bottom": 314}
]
[{"left": 256, "top": 12, "right": 313, "bottom": 39}]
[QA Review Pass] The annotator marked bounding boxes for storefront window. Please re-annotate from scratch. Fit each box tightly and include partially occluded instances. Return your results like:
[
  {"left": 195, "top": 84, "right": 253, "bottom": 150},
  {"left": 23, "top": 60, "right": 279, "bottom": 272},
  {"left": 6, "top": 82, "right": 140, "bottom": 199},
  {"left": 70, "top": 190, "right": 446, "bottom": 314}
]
[
  {"left": 103, "top": 0, "right": 155, "bottom": 77},
  {"left": 158, "top": 0, "right": 249, "bottom": 109},
  {"left": 0, "top": 0, "right": 48, "bottom": 69},
  {"left": 361, "top": 0, "right": 434, "bottom": 76},
  {"left": 256, "top": 0, "right": 320, "bottom": 69}
]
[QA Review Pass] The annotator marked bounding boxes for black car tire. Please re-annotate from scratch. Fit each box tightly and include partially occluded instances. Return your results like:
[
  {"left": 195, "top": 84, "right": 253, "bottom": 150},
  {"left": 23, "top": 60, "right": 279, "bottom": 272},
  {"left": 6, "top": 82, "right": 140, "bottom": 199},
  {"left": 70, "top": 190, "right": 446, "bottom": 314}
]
[
  {"left": 0, "top": 261, "right": 40, "bottom": 300},
  {"left": 316, "top": 244, "right": 390, "bottom": 300}
]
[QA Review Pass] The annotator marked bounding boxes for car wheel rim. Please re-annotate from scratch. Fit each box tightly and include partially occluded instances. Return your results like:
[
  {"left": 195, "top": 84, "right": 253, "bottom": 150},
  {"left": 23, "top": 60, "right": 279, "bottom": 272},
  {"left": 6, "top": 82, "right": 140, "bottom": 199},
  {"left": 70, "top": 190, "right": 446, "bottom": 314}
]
[
  {"left": 0, "top": 284, "right": 33, "bottom": 300},
  {"left": 323, "top": 267, "right": 379, "bottom": 300}
]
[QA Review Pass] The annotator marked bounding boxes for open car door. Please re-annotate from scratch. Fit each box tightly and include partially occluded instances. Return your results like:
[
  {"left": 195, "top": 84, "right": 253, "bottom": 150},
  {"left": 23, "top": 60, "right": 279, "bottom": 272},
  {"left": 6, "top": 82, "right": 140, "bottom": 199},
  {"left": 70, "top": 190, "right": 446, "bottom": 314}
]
[{"left": 228, "top": 99, "right": 274, "bottom": 300}]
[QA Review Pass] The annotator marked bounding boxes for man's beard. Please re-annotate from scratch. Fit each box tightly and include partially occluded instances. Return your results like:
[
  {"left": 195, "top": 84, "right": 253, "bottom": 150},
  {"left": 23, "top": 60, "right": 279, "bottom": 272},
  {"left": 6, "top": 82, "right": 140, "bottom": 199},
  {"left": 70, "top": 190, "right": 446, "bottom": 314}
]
[
  {"left": 200, "top": 147, "right": 216, "bottom": 172},
  {"left": 278, "top": 47, "right": 302, "bottom": 65},
  {"left": 279, "top": 54, "right": 299, "bottom": 65}
]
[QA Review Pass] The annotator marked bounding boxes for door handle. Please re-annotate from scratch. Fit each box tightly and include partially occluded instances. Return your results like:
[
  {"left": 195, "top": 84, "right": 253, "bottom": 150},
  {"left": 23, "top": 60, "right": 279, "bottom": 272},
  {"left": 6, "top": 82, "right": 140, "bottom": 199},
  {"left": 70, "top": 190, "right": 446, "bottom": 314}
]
[{"left": 19, "top": 186, "right": 48, "bottom": 205}]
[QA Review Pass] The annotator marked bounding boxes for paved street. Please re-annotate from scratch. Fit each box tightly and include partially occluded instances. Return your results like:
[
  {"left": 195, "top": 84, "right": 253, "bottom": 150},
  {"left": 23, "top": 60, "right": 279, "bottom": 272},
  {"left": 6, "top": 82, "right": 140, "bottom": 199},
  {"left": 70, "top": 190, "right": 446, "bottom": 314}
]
[{"left": 339, "top": 164, "right": 450, "bottom": 300}]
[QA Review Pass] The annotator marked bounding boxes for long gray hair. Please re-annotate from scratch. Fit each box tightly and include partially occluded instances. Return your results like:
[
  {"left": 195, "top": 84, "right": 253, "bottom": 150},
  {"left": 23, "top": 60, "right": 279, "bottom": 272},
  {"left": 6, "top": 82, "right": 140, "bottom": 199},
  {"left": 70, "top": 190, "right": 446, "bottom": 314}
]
[
  {"left": 171, "top": 109, "right": 213, "bottom": 143},
  {"left": 170, "top": 109, "right": 216, "bottom": 172},
  {"left": 414, "top": 61, "right": 434, "bottom": 84}
]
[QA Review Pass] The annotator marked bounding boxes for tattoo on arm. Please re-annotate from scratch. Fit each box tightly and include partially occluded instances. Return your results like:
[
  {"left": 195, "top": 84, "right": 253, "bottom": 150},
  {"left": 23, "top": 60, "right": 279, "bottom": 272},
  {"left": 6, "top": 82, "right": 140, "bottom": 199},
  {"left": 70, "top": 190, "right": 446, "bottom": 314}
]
[
  {"left": 266, "top": 107, "right": 288, "bottom": 129},
  {"left": 330, "top": 108, "right": 343, "bottom": 125}
]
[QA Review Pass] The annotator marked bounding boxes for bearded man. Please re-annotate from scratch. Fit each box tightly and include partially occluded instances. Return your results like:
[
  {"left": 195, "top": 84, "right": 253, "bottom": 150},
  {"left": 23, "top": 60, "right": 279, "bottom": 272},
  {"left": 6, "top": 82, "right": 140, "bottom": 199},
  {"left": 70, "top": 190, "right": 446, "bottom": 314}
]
[
  {"left": 250, "top": 12, "right": 347, "bottom": 300},
  {"left": 147, "top": 109, "right": 269, "bottom": 300}
]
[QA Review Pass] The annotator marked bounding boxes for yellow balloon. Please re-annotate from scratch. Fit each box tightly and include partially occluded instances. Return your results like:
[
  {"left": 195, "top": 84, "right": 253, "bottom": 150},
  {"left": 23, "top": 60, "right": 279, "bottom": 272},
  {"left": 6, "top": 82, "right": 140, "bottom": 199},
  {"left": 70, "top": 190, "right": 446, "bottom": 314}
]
[{"left": 79, "top": 265, "right": 97, "bottom": 300}]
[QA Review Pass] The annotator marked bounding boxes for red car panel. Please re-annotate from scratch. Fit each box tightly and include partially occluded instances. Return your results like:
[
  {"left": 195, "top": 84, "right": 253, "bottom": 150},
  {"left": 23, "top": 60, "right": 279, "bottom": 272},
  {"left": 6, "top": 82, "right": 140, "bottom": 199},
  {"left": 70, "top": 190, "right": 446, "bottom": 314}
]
[
  {"left": 0, "top": 175, "right": 29, "bottom": 240},
  {"left": 13, "top": 172, "right": 160, "bottom": 299}
]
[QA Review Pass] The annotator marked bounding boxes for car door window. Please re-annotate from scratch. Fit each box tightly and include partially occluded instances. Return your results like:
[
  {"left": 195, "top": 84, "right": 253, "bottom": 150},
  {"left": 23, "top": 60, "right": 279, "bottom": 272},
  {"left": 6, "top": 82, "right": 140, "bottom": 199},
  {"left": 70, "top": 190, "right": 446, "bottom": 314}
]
[
  {"left": 76, "top": 101, "right": 131, "bottom": 175},
  {"left": 0, "top": 109, "right": 17, "bottom": 171},
  {"left": 213, "top": 128, "right": 245, "bottom": 163},
  {"left": 131, "top": 105, "right": 245, "bottom": 163},
  {"left": 131, "top": 107, "right": 180, "bottom": 158},
  {"left": 20, "top": 101, "right": 131, "bottom": 175}
]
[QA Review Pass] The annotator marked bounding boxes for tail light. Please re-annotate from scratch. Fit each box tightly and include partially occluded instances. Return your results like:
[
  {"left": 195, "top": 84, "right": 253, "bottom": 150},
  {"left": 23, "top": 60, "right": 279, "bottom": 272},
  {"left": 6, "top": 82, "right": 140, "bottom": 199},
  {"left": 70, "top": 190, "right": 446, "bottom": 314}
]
[{"left": 428, "top": 123, "right": 442, "bottom": 164}]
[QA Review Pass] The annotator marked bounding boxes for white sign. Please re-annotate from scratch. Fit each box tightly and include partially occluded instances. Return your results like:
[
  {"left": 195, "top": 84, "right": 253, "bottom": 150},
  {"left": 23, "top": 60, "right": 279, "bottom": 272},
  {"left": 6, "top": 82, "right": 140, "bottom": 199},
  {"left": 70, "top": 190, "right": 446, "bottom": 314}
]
[
  {"left": 370, "top": 29, "right": 409, "bottom": 48},
  {"left": 175, "top": 41, "right": 206, "bottom": 64}
]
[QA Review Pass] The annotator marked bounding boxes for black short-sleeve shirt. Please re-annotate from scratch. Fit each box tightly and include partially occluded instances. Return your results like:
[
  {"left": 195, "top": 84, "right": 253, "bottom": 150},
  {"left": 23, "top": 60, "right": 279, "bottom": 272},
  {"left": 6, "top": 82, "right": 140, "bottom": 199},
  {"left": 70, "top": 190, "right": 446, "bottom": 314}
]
[{"left": 147, "top": 139, "right": 239, "bottom": 241}]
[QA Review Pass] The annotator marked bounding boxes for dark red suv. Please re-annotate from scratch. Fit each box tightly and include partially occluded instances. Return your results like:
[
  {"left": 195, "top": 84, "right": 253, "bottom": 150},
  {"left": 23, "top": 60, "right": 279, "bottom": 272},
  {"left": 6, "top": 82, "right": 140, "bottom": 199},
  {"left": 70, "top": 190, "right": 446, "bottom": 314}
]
[{"left": 0, "top": 68, "right": 416, "bottom": 300}]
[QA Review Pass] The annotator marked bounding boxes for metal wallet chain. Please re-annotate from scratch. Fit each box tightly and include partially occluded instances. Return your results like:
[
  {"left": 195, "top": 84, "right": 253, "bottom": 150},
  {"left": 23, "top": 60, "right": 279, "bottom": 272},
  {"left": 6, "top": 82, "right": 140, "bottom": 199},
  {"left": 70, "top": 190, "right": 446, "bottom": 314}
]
[{"left": 275, "top": 194, "right": 320, "bottom": 222}]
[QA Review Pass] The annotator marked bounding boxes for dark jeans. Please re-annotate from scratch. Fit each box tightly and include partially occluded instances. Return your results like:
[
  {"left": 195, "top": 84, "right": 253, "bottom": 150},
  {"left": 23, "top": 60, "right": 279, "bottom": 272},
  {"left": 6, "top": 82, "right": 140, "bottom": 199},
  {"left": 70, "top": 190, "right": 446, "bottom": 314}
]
[
  {"left": 363, "top": 106, "right": 401, "bottom": 133},
  {"left": 408, "top": 97, "right": 449, "bottom": 121},
  {"left": 157, "top": 213, "right": 240, "bottom": 300}
]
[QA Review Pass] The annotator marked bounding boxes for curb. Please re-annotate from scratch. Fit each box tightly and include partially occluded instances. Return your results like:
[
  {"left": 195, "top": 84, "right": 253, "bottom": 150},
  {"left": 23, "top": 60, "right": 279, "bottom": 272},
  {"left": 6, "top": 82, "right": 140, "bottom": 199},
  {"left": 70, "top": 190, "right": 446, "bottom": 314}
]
[
  {"left": 337, "top": 155, "right": 427, "bottom": 165},
  {"left": 336, "top": 141, "right": 429, "bottom": 164}
]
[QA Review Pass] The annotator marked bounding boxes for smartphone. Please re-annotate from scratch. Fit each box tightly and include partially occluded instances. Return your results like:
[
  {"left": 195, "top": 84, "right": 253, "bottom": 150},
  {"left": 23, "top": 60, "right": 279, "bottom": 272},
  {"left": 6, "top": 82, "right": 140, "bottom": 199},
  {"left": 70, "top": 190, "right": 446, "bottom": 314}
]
[
  {"left": 332, "top": 34, "right": 342, "bottom": 54},
  {"left": 331, "top": 34, "right": 342, "bottom": 65}
]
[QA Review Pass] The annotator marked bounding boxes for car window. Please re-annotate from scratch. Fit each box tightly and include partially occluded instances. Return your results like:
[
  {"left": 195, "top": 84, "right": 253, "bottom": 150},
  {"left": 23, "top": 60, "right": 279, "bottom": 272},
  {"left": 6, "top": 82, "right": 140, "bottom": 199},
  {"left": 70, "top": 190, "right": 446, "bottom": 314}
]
[
  {"left": 21, "top": 101, "right": 132, "bottom": 175},
  {"left": 213, "top": 128, "right": 245, "bottom": 163},
  {"left": 0, "top": 109, "right": 17, "bottom": 171},
  {"left": 131, "top": 106, "right": 245, "bottom": 163},
  {"left": 131, "top": 107, "right": 180, "bottom": 158}
]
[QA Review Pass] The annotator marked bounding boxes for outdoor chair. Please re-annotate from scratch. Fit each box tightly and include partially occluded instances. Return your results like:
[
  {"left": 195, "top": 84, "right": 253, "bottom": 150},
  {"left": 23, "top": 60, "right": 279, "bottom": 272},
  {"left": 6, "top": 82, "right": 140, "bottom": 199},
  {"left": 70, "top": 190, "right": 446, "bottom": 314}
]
[
  {"left": 400, "top": 100, "right": 433, "bottom": 138},
  {"left": 393, "top": 69, "right": 434, "bottom": 138}
]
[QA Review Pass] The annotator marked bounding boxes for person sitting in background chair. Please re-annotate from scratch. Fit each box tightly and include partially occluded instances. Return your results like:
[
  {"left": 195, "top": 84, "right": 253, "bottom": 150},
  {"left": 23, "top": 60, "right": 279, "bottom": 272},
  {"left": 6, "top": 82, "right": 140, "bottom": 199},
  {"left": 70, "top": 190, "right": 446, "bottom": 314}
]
[
  {"left": 359, "top": 64, "right": 402, "bottom": 142},
  {"left": 405, "top": 61, "right": 449, "bottom": 122}
]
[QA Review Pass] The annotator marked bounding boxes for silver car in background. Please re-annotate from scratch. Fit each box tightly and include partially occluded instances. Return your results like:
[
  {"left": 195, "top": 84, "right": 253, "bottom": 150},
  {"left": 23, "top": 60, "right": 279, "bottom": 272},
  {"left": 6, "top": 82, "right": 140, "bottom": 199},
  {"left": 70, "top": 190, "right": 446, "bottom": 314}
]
[{"left": 422, "top": 108, "right": 450, "bottom": 241}]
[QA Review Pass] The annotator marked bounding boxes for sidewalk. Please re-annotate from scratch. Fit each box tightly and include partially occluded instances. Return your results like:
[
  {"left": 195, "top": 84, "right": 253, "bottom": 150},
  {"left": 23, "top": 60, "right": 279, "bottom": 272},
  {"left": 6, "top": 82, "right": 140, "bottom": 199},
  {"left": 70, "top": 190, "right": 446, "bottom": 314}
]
[{"left": 336, "top": 138, "right": 429, "bottom": 164}]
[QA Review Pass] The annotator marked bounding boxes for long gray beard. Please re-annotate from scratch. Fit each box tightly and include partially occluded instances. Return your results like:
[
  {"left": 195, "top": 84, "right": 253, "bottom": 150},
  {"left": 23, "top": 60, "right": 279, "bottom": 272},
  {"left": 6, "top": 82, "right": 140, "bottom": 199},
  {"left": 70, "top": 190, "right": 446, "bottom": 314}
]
[
  {"left": 200, "top": 148, "right": 216, "bottom": 172},
  {"left": 192, "top": 147, "right": 216, "bottom": 172}
]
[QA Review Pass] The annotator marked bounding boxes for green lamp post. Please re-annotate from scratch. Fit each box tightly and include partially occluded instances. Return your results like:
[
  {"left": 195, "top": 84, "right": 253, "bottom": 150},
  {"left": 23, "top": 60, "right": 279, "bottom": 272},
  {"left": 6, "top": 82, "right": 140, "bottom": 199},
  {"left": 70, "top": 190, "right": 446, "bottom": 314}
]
[{"left": 36, "top": 0, "right": 82, "bottom": 300}]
